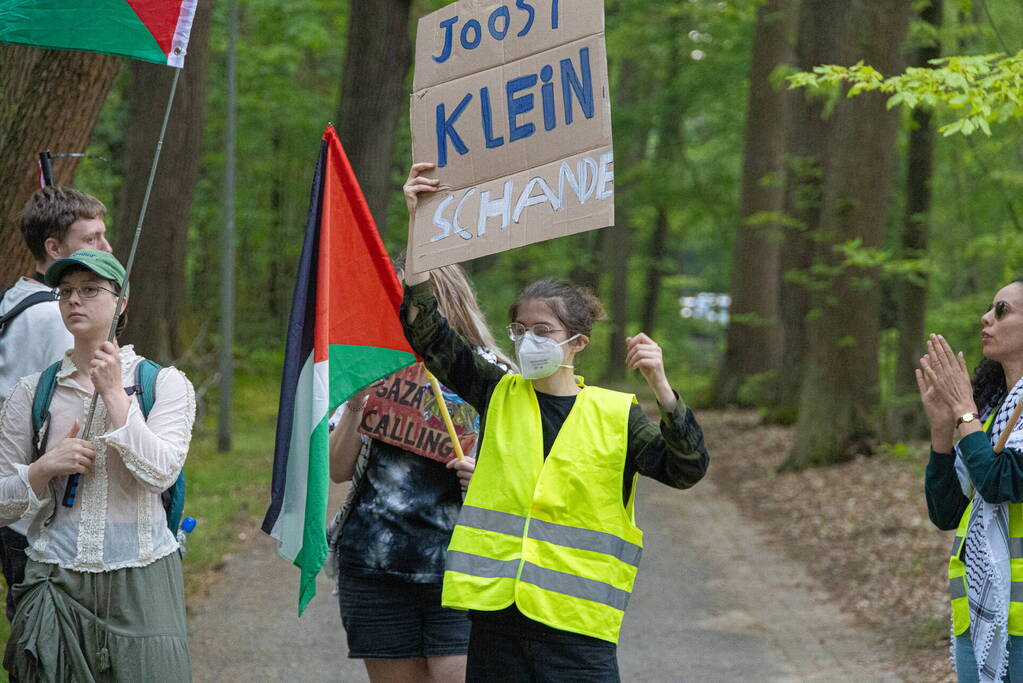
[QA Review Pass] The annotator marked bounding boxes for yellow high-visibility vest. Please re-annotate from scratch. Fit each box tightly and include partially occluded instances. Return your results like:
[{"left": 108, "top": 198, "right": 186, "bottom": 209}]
[
  {"left": 442, "top": 374, "right": 643, "bottom": 644},
  {"left": 949, "top": 412, "right": 1023, "bottom": 635}
]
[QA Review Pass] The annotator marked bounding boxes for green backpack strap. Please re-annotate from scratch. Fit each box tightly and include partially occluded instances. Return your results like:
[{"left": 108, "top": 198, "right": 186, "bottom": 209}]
[
  {"left": 33, "top": 358, "right": 186, "bottom": 533},
  {"left": 30, "top": 362, "right": 62, "bottom": 461},
  {"left": 133, "top": 359, "right": 162, "bottom": 418},
  {"left": 133, "top": 360, "right": 187, "bottom": 533}
]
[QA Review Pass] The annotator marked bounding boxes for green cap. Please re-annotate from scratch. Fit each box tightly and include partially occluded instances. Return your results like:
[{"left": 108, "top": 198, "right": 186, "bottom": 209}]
[{"left": 45, "top": 249, "right": 127, "bottom": 289}]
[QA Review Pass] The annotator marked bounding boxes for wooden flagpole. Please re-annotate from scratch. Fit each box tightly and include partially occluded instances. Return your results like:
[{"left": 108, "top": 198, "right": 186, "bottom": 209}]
[{"left": 995, "top": 399, "right": 1023, "bottom": 454}]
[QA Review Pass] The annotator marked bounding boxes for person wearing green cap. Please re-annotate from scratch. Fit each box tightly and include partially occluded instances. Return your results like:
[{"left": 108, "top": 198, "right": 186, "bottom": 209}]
[
  {"left": 0, "top": 186, "right": 114, "bottom": 629},
  {"left": 0, "top": 249, "right": 195, "bottom": 680}
]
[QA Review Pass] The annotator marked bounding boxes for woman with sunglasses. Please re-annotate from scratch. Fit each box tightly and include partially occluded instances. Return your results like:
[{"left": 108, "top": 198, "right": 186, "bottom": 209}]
[
  {"left": 401, "top": 163, "right": 709, "bottom": 682},
  {"left": 0, "top": 250, "right": 193, "bottom": 680},
  {"left": 921, "top": 280, "right": 1023, "bottom": 682}
]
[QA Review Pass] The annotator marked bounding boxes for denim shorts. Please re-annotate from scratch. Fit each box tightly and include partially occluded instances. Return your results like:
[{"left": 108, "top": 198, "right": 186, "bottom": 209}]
[{"left": 337, "top": 571, "right": 470, "bottom": 659}]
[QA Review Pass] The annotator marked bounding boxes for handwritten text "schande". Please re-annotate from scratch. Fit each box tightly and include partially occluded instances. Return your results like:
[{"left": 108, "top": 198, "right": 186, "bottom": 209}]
[{"left": 431, "top": 153, "right": 613, "bottom": 243}]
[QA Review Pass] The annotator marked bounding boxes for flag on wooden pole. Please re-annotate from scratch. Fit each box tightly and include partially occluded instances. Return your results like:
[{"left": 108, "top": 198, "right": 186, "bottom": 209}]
[{"left": 262, "top": 125, "right": 417, "bottom": 614}]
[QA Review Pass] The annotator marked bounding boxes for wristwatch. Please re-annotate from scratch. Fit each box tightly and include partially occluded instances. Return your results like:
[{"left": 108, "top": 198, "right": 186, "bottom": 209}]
[{"left": 956, "top": 412, "right": 981, "bottom": 429}]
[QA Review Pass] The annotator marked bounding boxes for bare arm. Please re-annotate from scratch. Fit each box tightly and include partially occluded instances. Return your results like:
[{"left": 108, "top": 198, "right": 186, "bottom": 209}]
[{"left": 329, "top": 394, "right": 368, "bottom": 483}]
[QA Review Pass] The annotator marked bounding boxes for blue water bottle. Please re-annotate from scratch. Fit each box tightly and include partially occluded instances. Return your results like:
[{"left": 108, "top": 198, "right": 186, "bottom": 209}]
[{"left": 176, "top": 516, "right": 197, "bottom": 555}]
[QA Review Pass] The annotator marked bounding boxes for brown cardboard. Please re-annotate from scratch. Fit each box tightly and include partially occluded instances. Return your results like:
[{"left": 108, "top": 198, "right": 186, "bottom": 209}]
[
  {"left": 357, "top": 363, "right": 478, "bottom": 463},
  {"left": 413, "top": 0, "right": 606, "bottom": 91},
  {"left": 409, "top": 0, "right": 613, "bottom": 272}
]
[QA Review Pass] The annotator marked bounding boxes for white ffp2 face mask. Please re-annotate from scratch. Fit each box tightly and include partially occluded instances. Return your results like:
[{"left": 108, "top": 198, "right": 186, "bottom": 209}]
[{"left": 515, "top": 332, "right": 581, "bottom": 380}]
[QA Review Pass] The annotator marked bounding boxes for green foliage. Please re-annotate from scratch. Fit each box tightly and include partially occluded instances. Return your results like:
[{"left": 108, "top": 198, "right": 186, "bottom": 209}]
[
  {"left": 69, "top": 0, "right": 1023, "bottom": 431},
  {"left": 737, "top": 369, "right": 777, "bottom": 407},
  {"left": 788, "top": 51, "right": 1023, "bottom": 137},
  {"left": 876, "top": 440, "right": 929, "bottom": 462}
]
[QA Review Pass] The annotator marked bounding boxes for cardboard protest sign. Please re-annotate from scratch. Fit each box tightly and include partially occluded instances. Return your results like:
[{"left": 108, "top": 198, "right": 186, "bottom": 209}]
[
  {"left": 409, "top": 0, "right": 613, "bottom": 273},
  {"left": 358, "top": 363, "right": 478, "bottom": 463}
]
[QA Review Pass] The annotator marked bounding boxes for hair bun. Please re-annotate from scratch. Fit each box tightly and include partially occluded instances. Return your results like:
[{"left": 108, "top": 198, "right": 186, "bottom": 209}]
[{"left": 510, "top": 279, "right": 606, "bottom": 337}]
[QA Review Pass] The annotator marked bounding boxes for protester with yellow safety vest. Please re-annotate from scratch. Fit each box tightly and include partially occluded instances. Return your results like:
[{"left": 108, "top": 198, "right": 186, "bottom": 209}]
[
  {"left": 920, "top": 279, "right": 1023, "bottom": 683},
  {"left": 401, "top": 163, "right": 710, "bottom": 683}
]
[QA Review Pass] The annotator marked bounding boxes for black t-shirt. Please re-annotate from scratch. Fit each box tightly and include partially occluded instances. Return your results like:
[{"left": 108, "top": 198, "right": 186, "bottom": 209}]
[{"left": 536, "top": 390, "right": 644, "bottom": 504}]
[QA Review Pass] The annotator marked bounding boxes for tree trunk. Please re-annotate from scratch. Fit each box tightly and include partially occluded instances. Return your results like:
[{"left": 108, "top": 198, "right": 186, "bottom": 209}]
[
  {"left": 889, "top": 0, "right": 943, "bottom": 439},
  {"left": 715, "top": 0, "right": 794, "bottom": 406},
  {"left": 602, "top": 57, "right": 645, "bottom": 384},
  {"left": 603, "top": 215, "right": 632, "bottom": 384},
  {"left": 640, "top": 207, "right": 671, "bottom": 335},
  {"left": 114, "top": 0, "right": 215, "bottom": 362},
  {"left": 336, "top": 0, "right": 414, "bottom": 236},
  {"left": 769, "top": 0, "right": 845, "bottom": 424},
  {"left": 783, "top": 0, "right": 912, "bottom": 470},
  {"left": 0, "top": 47, "right": 120, "bottom": 283},
  {"left": 639, "top": 28, "right": 686, "bottom": 339}
]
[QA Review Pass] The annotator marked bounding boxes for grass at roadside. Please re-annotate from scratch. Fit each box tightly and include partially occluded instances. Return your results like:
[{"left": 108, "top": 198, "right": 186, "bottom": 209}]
[{"left": 179, "top": 359, "right": 279, "bottom": 602}]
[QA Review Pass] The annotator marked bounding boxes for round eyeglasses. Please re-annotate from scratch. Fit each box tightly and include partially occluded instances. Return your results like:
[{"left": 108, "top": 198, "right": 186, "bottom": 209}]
[{"left": 506, "top": 322, "right": 564, "bottom": 341}]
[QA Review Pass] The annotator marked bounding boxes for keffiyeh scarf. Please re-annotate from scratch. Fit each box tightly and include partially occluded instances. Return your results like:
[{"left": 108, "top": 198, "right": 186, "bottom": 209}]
[{"left": 954, "top": 377, "right": 1023, "bottom": 682}]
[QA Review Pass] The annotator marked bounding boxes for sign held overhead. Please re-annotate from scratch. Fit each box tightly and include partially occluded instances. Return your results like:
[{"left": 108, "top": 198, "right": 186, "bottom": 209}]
[{"left": 409, "top": 0, "right": 614, "bottom": 273}]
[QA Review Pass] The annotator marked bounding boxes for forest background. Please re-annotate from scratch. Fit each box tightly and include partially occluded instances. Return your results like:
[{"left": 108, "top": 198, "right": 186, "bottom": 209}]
[{"left": 3, "top": 0, "right": 1023, "bottom": 550}]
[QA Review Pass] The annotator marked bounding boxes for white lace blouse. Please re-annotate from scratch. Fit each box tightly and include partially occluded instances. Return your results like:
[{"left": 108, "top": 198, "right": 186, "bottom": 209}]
[{"left": 0, "top": 345, "right": 195, "bottom": 572}]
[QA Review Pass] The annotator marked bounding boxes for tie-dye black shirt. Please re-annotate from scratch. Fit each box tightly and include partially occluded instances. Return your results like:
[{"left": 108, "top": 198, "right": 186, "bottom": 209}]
[{"left": 336, "top": 437, "right": 464, "bottom": 582}]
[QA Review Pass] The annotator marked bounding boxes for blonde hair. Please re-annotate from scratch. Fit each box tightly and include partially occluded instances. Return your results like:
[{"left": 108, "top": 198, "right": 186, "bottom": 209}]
[{"left": 396, "top": 254, "right": 515, "bottom": 370}]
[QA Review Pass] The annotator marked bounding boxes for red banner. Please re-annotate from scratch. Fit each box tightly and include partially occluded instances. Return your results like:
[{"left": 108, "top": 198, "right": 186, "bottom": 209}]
[{"left": 358, "top": 363, "right": 478, "bottom": 462}]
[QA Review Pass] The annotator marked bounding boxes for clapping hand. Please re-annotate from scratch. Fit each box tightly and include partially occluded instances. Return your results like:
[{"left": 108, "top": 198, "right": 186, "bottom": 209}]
[{"left": 915, "top": 334, "right": 977, "bottom": 451}]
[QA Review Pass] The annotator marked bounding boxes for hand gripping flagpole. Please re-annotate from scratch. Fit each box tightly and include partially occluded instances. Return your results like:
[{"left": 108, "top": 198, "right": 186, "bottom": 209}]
[
  {"left": 425, "top": 370, "right": 465, "bottom": 462},
  {"left": 62, "top": 69, "right": 183, "bottom": 509}
]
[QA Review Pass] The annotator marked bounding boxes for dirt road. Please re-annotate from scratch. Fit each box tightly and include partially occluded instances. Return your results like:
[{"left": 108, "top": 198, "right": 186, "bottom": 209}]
[{"left": 189, "top": 472, "right": 900, "bottom": 682}]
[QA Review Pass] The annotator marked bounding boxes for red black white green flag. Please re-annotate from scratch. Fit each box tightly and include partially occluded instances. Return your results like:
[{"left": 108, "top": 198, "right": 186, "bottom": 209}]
[
  {"left": 262, "top": 125, "right": 417, "bottom": 614},
  {"left": 0, "top": 1, "right": 198, "bottom": 67}
]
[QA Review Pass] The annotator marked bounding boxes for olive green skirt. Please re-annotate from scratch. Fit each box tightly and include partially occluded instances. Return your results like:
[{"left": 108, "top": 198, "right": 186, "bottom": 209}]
[{"left": 4, "top": 553, "right": 191, "bottom": 682}]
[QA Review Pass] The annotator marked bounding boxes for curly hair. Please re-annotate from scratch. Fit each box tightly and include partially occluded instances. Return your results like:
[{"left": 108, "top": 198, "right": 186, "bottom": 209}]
[
  {"left": 973, "top": 357, "right": 1007, "bottom": 415},
  {"left": 972, "top": 278, "right": 1023, "bottom": 413}
]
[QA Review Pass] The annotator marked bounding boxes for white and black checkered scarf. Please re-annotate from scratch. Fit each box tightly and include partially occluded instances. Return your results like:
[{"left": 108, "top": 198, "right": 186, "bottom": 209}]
[{"left": 954, "top": 377, "right": 1023, "bottom": 682}]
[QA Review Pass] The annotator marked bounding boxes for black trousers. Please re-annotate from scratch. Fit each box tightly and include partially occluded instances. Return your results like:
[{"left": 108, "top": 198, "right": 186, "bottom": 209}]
[
  {"left": 465, "top": 624, "right": 620, "bottom": 683},
  {"left": 0, "top": 527, "right": 29, "bottom": 623}
]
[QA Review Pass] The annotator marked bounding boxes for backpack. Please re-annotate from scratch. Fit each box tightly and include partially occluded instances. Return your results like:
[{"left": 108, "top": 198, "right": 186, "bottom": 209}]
[
  {"left": 0, "top": 287, "right": 58, "bottom": 337},
  {"left": 29, "top": 358, "right": 187, "bottom": 533}
]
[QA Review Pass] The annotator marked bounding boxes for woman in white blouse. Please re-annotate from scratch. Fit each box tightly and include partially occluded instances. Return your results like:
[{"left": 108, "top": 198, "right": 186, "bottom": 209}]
[{"left": 0, "top": 249, "right": 195, "bottom": 681}]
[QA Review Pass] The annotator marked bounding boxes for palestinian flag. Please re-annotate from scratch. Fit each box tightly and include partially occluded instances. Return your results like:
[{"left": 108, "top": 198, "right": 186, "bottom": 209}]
[
  {"left": 262, "top": 125, "right": 416, "bottom": 614},
  {"left": 0, "top": 1, "right": 198, "bottom": 67}
]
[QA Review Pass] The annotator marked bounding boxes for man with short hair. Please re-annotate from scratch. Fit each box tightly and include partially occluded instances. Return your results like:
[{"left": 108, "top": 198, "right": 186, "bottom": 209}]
[{"left": 0, "top": 185, "right": 112, "bottom": 622}]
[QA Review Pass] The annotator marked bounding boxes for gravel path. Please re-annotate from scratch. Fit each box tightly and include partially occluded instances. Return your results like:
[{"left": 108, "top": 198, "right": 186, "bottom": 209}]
[{"left": 190, "top": 478, "right": 901, "bottom": 682}]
